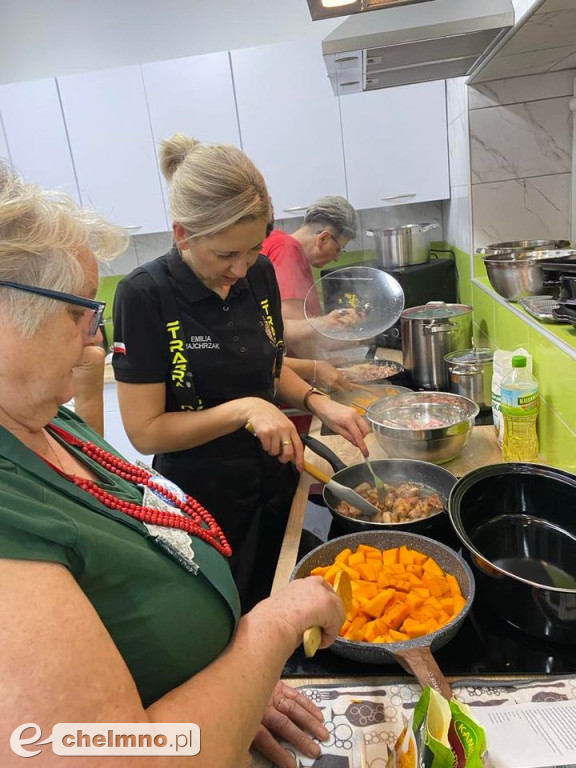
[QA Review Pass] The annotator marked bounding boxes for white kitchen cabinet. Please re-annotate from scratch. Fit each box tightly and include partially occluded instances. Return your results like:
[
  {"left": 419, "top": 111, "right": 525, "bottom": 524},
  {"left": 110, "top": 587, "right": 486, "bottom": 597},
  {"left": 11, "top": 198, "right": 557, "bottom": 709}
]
[
  {"left": 339, "top": 80, "right": 450, "bottom": 211},
  {"left": 142, "top": 52, "right": 241, "bottom": 215},
  {"left": 231, "top": 38, "right": 347, "bottom": 218},
  {"left": 0, "top": 78, "right": 79, "bottom": 201},
  {"left": 58, "top": 66, "right": 167, "bottom": 233}
]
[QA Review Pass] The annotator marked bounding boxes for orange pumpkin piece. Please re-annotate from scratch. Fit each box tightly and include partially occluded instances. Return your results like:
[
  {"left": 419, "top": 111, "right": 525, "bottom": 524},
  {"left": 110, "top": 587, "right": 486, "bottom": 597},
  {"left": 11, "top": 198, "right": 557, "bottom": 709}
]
[
  {"left": 335, "top": 548, "right": 353, "bottom": 563},
  {"left": 348, "top": 551, "right": 366, "bottom": 568},
  {"left": 310, "top": 565, "right": 330, "bottom": 577},
  {"left": 422, "top": 557, "right": 444, "bottom": 577},
  {"left": 401, "top": 618, "right": 430, "bottom": 638},
  {"left": 382, "top": 601, "right": 410, "bottom": 631},
  {"left": 389, "top": 629, "right": 409, "bottom": 642},
  {"left": 356, "top": 562, "right": 378, "bottom": 582},
  {"left": 382, "top": 547, "right": 399, "bottom": 566},
  {"left": 439, "top": 596, "right": 455, "bottom": 613},
  {"left": 446, "top": 573, "right": 462, "bottom": 596},
  {"left": 352, "top": 580, "right": 379, "bottom": 600},
  {"left": 362, "top": 619, "right": 381, "bottom": 643},
  {"left": 337, "top": 562, "right": 361, "bottom": 580},
  {"left": 358, "top": 544, "right": 382, "bottom": 556},
  {"left": 323, "top": 563, "right": 340, "bottom": 584},
  {"left": 398, "top": 545, "right": 415, "bottom": 565},
  {"left": 364, "top": 588, "right": 396, "bottom": 618},
  {"left": 452, "top": 593, "right": 467, "bottom": 614}
]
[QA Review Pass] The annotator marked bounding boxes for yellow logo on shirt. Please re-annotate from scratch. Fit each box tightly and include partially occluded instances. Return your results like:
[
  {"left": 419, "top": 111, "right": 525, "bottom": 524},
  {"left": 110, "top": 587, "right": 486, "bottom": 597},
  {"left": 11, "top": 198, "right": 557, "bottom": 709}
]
[
  {"left": 260, "top": 298, "right": 278, "bottom": 346},
  {"left": 165, "top": 320, "right": 203, "bottom": 410}
]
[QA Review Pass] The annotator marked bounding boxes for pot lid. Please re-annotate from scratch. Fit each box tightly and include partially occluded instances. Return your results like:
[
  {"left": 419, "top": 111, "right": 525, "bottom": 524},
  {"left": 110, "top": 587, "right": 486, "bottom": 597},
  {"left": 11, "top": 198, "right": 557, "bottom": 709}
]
[
  {"left": 366, "top": 222, "right": 439, "bottom": 234},
  {"left": 444, "top": 348, "right": 495, "bottom": 365},
  {"left": 401, "top": 301, "right": 472, "bottom": 320}
]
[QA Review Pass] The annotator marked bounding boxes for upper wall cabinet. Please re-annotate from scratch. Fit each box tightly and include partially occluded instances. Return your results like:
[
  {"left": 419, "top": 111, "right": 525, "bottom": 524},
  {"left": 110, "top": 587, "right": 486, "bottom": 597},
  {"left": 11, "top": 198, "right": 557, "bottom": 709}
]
[
  {"left": 339, "top": 80, "right": 450, "bottom": 211},
  {"left": 58, "top": 66, "right": 167, "bottom": 233},
  {"left": 0, "top": 78, "right": 79, "bottom": 201},
  {"left": 142, "top": 52, "right": 241, "bottom": 216},
  {"left": 231, "top": 38, "right": 347, "bottom": 218}
]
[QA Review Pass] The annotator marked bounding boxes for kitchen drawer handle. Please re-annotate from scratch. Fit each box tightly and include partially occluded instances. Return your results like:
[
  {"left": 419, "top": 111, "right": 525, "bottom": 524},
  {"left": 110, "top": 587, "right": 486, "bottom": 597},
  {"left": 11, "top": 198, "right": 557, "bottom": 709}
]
[
  {"left": 283, "top": 206, "right": 308, "bottom": 212},
  {"left": 380, "top": 193, "right": 417, "bottom": 201}
]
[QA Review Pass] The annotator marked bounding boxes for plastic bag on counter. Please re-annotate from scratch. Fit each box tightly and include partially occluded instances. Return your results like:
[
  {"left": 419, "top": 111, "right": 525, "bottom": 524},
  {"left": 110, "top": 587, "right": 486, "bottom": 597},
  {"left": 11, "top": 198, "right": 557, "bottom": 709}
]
[
  {"left": 386, "top": 686, "right": 487, "bottom": 768},
  {"left": 491, "top": 347, "right": 532, "bottom": 447}
]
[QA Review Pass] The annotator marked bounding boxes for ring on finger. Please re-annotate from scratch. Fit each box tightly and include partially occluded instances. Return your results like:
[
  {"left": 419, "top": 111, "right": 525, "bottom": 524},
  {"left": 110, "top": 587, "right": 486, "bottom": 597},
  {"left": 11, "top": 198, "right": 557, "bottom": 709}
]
[{"left": 282, "top": 440, "right": 292, "bottom": 446}]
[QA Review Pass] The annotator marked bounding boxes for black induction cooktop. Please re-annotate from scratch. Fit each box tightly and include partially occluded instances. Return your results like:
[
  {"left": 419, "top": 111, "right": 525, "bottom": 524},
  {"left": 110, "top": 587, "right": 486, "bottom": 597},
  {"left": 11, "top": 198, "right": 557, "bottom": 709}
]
[{"left": 283, "top": 496, "right": 576, "bottom": 678}]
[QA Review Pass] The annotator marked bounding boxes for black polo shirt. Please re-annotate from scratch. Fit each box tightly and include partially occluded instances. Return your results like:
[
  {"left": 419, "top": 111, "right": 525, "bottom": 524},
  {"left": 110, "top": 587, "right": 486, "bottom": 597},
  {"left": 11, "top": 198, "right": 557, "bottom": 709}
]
[
  {"left": 113, "top": 247, "right": 284, "bottom": 416},
  {"left": 112, "top": 247, "right": 295, "bottom": 611}
]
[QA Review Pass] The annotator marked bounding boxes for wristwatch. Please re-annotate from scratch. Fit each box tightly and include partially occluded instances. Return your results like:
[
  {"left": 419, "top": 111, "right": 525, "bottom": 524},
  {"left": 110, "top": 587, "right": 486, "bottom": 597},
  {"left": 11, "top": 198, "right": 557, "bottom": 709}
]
[{"left": 303, "top": 386, "right": 328, "bottom": 413}]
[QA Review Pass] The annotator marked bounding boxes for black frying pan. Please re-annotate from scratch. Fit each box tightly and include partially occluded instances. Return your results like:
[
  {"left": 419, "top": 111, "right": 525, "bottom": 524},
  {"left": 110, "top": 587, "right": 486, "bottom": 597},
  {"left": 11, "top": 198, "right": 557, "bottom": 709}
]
[{"left": 302, "top": 434, "right": 457, "bottom": 534}]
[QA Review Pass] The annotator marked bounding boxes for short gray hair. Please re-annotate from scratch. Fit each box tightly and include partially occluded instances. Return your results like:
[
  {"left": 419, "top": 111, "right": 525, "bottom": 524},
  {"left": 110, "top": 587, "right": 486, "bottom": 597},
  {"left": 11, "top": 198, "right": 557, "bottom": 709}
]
[
  {"left": 0, "top": 161, "right": 129, "bottom": 337},
  {"left": 304, "top": 196, "right": 358, "bottom": 240}
]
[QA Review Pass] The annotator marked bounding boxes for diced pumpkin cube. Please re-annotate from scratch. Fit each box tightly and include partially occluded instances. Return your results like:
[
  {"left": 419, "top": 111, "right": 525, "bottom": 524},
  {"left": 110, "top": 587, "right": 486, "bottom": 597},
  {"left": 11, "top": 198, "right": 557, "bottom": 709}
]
[
  {"left": 349, "top": 615, "right": 368, "bottom": 633},
  {"left": 346, "top": 601, "right": 360, "bottom": 621},
  {"left": 357, "top": 545, "right": 382, "bottom": 556},
  {"left": 310, "top": 565, "right": 330, "bottom": 577},
  {"left": 412, "top": 550, "right": 428, "bottom": 564},
  {"left": 388, "top": 629, "right": 409, "bottom": 642},
  {"left": 401, "top": 618, "right": 430, "bottom": 638},
  {"left": 356, "top": 562, "right": 378, "bottom": 582},
  {"left": 452, "top": 593, "right": 467, "bottom": 615},
  {"left": 390, "top": 563, "right": 406, "bottom": 575},
  {"left": 335, "top": 547, "right": 353, "bottom": 563},
  {"left": 382, "top": 601, "right": 410, "bottom": 631},
  {"left": 435, "top": 610, "right": 452, "bottom": 626},
  {"left": 353, "top": 580, "right": 379, "bottom": 600},
  {"left": 412, "top": 587, "right": 431, "bottom": 599},
  {"left": 362, "top": 620, "right": 381, "bottom": 643},
  {"left": 323, "top": 563, "right": 340, "bottom": 585},
  {"left": 405, "top": 592, "right": 425, "bottom": 611},
  {"left": 422, "top": 557, "right": 444, "bottom": 577},
  {"left": 405, "top": 564, "right": 423, "bottom": 577},
  {"left": 341, "top": 620, "right": 351, "bottom": 635},
  {"left": 348, "top": 551, "right": 366, "bottom": 568},
  {"left": 337, "top": 562, "right": 361, "bottom": 580},
  {"left": 364, "top": 588, "right": 396, "bottom": 618},
  {"left": 382, "top": 547, "right": 399, "bottom": 565},
  {"left": 377, "top": 572, "right": 392, "bottom": 589},
  {"left": 446, "top": 573, "right": 462, "bottom": 596},
  {"left": 389, "top": 577, "right": 412, "bottom": 592},
  {"left": 398, "top": 545, "right": 415, "bottom": 565},
  {"left": 344, "top": 626, "right": 364, "bottom": 642},
  {"left": 439, "top": 597, "right": 454, "bottom": 613}
]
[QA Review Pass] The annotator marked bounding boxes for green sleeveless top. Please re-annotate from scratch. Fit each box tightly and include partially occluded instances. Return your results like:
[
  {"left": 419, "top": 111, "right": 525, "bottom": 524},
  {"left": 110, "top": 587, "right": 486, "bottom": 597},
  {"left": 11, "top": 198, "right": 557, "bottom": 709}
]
[{"left": 0, "top": 407, "right": 240, "bottom": 707}]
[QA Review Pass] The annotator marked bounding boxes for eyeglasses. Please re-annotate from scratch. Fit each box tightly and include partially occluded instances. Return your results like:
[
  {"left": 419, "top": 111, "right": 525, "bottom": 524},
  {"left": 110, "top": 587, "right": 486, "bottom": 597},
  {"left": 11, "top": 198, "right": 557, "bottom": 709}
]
[
  {"left": 328, "top": 233, "right": 346, "bottom": 255},
  {"left": 0, "top": 280, "right": 106, "bottom": 337}
]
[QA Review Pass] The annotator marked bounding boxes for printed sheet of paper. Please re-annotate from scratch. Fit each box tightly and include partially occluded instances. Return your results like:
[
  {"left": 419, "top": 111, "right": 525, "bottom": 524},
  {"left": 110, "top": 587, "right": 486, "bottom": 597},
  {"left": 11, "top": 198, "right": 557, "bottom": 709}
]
[{"left": 471, "top": 700, "right": 576, "bottom": 768}]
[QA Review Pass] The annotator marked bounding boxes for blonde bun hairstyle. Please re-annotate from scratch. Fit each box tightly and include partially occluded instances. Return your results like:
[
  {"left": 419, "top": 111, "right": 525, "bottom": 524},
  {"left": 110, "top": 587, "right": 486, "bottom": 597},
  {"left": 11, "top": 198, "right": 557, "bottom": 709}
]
[{"left": 158, "top": 133, "right": 273, "bottom": 239}]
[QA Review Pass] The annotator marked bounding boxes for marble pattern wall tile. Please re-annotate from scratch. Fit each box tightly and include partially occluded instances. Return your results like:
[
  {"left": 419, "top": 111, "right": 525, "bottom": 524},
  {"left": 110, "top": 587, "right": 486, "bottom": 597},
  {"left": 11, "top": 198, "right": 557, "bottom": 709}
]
[
  {"left": 551, "top": 51, "right": 576, "bottom": 70},
  {"left": 442, "top": 185, "right": 472, "bottom": 255},
  {"left": 474, "top": 45, "right": 576, "bottom": 82},
  {"left": 448, "top": 111, "right": 471, "bottom": 188},
  {"left": 505, "top": 8, "right": 576, "bottom": 55},
  {"left": 471, "top": 172, "right": 572, "bottom": 247},
  {"left": 446, "top": 77, "right": 468, "bottom": 125},
  {"left": 470, "top": 96, "right": 572, "bottom": 183},
  {"left": 468, "top": 70, "right": 575, "bottom": 110}
]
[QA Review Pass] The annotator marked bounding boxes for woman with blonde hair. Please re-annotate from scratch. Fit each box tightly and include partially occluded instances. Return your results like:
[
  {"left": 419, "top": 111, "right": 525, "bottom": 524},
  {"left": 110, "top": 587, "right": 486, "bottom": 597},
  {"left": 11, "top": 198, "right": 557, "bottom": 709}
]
[
  {"left": 0, "top": 163, "right": 346, "bottom": 767},
  {"left": 113, "top": 134, "right": 369, "bottom": 610}
]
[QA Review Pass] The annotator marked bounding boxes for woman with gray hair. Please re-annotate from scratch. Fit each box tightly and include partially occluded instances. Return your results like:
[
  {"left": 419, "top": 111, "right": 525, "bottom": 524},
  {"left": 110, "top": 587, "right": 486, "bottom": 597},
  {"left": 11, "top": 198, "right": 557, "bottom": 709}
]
[
  {"left": 261, "top": 194, "right": 363, "bottom": 367},
  {"left": 112, "top": 134, "right": 370, "bottom": 612},
  {"left": 0, "top": 163, "right": 346, "bottom": 768}
]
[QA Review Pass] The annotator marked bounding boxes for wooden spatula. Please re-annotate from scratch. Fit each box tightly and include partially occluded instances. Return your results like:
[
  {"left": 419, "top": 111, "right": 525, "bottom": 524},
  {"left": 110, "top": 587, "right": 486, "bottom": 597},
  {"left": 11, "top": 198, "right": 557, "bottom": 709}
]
[{"left": 303, "top": 570, "right": 353, "bottom": 657}]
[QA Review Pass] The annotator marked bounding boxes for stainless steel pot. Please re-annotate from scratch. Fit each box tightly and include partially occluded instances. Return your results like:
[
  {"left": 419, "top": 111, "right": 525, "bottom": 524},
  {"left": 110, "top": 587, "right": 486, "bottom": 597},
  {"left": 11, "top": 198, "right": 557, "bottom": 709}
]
[
  {"left": 444, "top": 348, "right": 494, "bottom": 411},
  {"left": 401, "top": 302, "right": 473, "bottom": 390},
  {"left": 366, "top": 222, "right": 439, "bottom": 268}
]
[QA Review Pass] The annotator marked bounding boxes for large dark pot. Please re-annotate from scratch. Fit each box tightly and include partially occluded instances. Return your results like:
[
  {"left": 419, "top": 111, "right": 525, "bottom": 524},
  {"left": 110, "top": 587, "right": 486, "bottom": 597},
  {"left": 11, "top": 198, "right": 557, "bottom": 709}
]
[{"left": 449, "top": 463, "right": 576, "bottom": 644}]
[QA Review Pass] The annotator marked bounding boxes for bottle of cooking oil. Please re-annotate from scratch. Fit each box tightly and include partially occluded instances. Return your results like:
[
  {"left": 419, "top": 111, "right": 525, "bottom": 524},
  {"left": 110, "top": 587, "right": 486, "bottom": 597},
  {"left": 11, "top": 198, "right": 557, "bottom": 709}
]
[{"left": 501, "top": 355, "right": 539, "bottom": 462}]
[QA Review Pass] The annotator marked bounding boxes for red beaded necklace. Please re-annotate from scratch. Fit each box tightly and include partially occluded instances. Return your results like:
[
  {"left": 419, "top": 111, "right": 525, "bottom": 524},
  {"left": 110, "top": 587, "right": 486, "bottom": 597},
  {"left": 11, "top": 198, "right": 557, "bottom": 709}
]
[{"left": 45, "top": 424, "right": 231, "bottom": 557}]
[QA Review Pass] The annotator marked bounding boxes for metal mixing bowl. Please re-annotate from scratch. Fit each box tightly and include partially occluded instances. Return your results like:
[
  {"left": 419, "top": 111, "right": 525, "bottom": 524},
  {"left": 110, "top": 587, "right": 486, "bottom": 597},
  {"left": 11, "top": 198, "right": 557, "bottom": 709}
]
[
  {"left": 482, "top": 250, "right": 575, "bottom": 302},
  {"left": 366, "top": 392, "right": 479, "bottom": 464}
]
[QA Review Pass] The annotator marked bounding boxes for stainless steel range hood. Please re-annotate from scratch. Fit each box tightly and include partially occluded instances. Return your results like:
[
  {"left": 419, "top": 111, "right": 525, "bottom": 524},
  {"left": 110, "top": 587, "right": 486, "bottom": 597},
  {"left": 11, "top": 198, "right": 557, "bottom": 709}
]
[{"left": 322, "top": 0, "right": 514, "bottom": 93}]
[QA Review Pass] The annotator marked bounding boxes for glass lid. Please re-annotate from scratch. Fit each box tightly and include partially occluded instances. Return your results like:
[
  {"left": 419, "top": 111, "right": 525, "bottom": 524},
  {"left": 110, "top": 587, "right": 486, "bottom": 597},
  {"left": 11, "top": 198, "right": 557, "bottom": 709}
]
[
  {"left": 304, "top": 266, "right": 405, "bottom": 342},
  {"left": 402, "top": 301, "right": 472, "bottom": 320}
]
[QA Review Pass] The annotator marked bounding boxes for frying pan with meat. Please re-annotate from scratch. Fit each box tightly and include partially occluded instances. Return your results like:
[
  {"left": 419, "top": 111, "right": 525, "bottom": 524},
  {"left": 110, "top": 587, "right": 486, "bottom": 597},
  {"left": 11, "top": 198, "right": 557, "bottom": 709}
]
[{"left": 301, "top": 434, "right": 457, "bottom": 534}]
